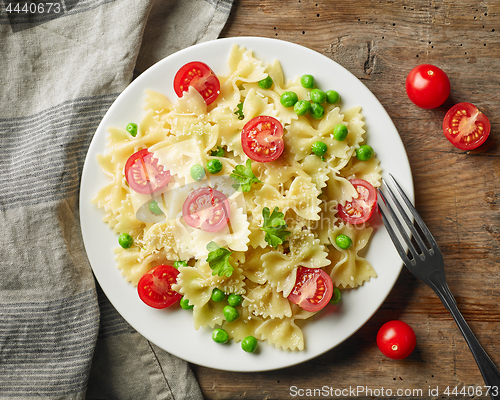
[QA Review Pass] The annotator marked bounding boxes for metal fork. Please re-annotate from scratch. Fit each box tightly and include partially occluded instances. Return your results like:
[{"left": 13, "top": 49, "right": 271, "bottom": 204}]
[{"left": 378, "top": 174, "right": 500, "bottom": 397}]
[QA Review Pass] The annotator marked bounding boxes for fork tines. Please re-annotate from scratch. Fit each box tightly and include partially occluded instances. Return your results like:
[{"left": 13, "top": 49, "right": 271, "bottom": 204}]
[{"left": 377, "top": 174, "right": 439, "bottom": 268}]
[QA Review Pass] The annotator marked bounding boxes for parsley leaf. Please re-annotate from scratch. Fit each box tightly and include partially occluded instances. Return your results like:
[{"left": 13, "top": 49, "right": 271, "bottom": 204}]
[
  {"left": 234, "top": 102, "right": 244, "bottom": 120},
  {"left": 230, "top": 159, "right": 261, "bottom": 192},
  {"left": 261, "top": 206, "right": 291, "bottom": 249},
  {"left": 206, "top": 241, "right": 234, "bottom": 277}
]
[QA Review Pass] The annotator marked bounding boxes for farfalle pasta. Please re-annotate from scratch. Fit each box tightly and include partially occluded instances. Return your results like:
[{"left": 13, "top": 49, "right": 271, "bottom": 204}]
[{"left": 92, "top": 44, "right": 382, "bottom": 352}]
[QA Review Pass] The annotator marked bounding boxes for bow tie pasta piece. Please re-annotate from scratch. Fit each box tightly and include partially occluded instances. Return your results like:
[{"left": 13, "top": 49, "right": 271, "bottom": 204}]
[
  {"left": 222, "top": 307, "right": 265, "bottom": 344},
  {"left": 253, "top": 176, "right": 321, "bottom": 221},
  {"left": 143, "top": 89, "right": 174, "bottom": 116},
  {"left": 113, "top": 246, "right": 173, "bottom": 286},
  {"left": 261, "top": 231, "right": 329, "bottom": 297},
  {"left": 242, "top": 280, "right": 292, "bottom": 319},
  {"left": 255, "top": 304, "right": 315, "bottom": 352},
  {"left": 217, "top": 44, "right": 268, "bottom": 111},
  {"left": 326, "top": 223, "right": 377, "bottom": 288},
  {"left": 339, "top": 153, "right": 382, "bottom": 188}
]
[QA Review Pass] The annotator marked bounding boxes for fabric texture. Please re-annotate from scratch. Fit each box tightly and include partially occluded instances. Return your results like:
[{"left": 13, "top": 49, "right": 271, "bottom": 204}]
[{"left": 0, "top": 0, "right": 233, "bottom": 398}]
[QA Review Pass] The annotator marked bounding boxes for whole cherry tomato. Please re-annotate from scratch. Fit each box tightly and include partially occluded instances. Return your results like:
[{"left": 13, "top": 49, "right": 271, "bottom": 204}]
[
  {"left": 405, "top": 64, "right": 450, "bottom": 109},
  {"left": 376, "top": 320, "right": 416, "bottom": 359}
]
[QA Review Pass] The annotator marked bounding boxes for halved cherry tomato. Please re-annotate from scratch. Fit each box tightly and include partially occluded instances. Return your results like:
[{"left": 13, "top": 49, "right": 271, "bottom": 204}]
[
  {"left": 241, "top": 116, "right": 284, "bottom": 162},
  {"left": 443, "top": 102, "right": 490, "bottom": 150},
  {"left": 137, "top": 264, "right": 181, "bottom": 309},
  {"left": 337, "top": 179, "right": 377, "bottom": 224},
  {"left": 173, "top": 61, "right": 220, "bottom": 105},
  {"left": 125, "top": 149, "right": 171, "bottom": 194},
  {"left": 376, "top": 320, "right": 416, "bottom": 360},
  {"left": 287, "top": 267, "right": 333, "bottom": 312},
  {"left": 182, "top": 187, "right": 230, "bottom": 232},
  {"left": 405, "top": 64, "right": 450, "bottom": 109}
]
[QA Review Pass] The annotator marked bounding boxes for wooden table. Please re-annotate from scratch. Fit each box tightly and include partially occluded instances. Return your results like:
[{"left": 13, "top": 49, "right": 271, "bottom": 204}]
[{"left": 191, "top": 1, "right": 500, "bottom": 398}]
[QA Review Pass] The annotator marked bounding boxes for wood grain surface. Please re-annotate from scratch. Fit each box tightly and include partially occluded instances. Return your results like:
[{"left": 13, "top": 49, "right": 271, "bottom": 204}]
[{"left": 191, "top": 1, "right": 500, "bottom": 398}]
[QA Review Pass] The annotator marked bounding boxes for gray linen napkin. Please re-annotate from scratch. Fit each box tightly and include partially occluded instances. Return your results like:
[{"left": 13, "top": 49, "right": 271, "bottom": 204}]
[{"left": 0, "top": 1, "right": 233, "bottom": 398}]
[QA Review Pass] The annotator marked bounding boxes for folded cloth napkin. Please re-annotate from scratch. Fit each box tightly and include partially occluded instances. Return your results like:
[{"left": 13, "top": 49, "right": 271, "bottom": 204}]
[{"left": 0, "top": 1, "right": 233, "bottom": 398}]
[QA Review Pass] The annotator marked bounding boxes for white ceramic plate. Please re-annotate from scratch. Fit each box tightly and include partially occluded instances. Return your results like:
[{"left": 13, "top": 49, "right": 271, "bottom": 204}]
[{"left": 79, "top": 37, "right": 413, "bottom": 372}]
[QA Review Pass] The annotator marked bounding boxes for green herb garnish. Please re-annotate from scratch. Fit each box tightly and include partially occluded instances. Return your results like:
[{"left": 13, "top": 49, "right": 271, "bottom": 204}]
[
  {"left": 230, "top": 159, "right": 261, "bottom": 192},
  {"left": 234, "top": 102, "right": 244, "bottom": 120},
  {"left": 206, "top": 242, "right": 234, "bottom": 277},
  {"left": 261, "top": 206, "right": 291, "bottom": 249}
]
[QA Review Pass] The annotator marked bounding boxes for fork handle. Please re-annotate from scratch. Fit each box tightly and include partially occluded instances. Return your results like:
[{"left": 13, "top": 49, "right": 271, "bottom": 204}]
[{"left": 434, "top": 283, "right": 500, "bottom": 398}]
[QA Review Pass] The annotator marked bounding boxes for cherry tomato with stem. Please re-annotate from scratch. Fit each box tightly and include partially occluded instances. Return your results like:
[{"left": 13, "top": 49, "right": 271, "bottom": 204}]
[
  {"left": 337, "top": 179, "right": 377, "bottom": 225},
  {"left": 287, "top": 266, "right": 333, "bottom": 312},
  {"left": 173, "top": 61, "right": 220, "bottom": 105},
  {"left": 443, "top": 102, "right": 490, "bottom": 150},
  {"left": 405, "top": 64, "right": 450, "bottom": 109},
  {"left": 376, "top": 320, "right": 416, "bottom": 360},
  {"left": 137, "top": 264, "right": 182, "bottom": 309},
  {"left": 241, "top": 116, "right": 284, "bottom": 163}
]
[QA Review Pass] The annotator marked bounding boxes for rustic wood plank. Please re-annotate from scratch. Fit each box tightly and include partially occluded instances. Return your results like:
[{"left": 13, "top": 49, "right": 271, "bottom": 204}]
[{"left": 191, "top": 0, "right": 500, "bottom": 398}]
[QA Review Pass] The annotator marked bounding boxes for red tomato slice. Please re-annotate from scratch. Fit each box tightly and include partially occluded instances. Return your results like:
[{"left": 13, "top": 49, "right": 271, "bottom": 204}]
[
  {"left": 173, "top": 61, "right": 220, "bottom": 105},
  {"left": 241, "top": 116, "right": 284, "bottom": 162},
  {"left": 125, "top": 149, "right": 171, "bottom": 194},
  {"left": 443, "top": 102, "right": 490, "bottom": 150},
  {"left": 137, "top": 264, "right": 181, "bottom": 309},
  {"left": 182, "top": 187, "right": 230, "bottom": 232},
  {"left": 405, "top": 64, "right": 450, "bottom": 109},
  {"left": 287, "top": 267, "right": 333, "bottom": 312},
  {"left": 337, "top": 179, "right": 377, "bottom": 225}
]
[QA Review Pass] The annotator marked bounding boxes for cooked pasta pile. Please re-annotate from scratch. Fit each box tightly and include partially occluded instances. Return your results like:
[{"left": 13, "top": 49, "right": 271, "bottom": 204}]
[{"left": 92, "top": 44, "right": 382, "bottom": 351}]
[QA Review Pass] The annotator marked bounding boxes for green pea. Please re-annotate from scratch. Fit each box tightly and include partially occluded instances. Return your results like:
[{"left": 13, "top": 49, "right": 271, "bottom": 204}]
[
  {"left": 335, "top": 234, "right": 353, "bottom": 249},
  {"left": 207, "top": 159, "right": 223, "bottom": 174},
  {"left": 211, "top": 146, "right": 225, "bottom": 157},
  {"left": 126, "top": 123, "right": 137, "bottom": 137},
  {"left": 174, "top": 260, "right": 188, "bottom": 269},
  {"left": 212, "top": 328, "right": 229, "bottom": 344},
  {"left": 241, "top": 335, "right": 258, "bottom": 353},
  {"left": 211, "top": 288, "right": 225, "bottom": 302},
  {"left": 330, "top": 287, "right": 342, "bottom": 304},
  {"left": 310, "top": 88, "right": 327, "bottom": 104},
  {"left": 223, "top": 305, "right": 240, "bottom": 322},
  {"left": 118, "top": 233, "right": 133, "bottom": 249},
  {"left": 280, "top": 91, "right": 298, "bottom": 108},
  {"left": 311, "top": 141, "right": 327, "bottom": 157},
  {"left": 180, "top": 297, "right": 194, "bottom": 310},
  {"left": 326, "top": 90, "right": 340, "bottom": 104},
  {"left": 356, "top": 145, "right": 374, "bottom": 161},
  {"left": 333, "top": 124, "right": 348, "bottom": 141},
  {"left": 227, "top": 294, "right": 243, "bottom": 307},
  {"left": 190, "top": 164, "right": 205, "bottom": 181},
  {"left": 309, "top": 102, "right": 325, "bottom": 119},
  {"left": 258, "top": 75, "right": 273, "bottom": 89},
  {"left": 300, "top": 74, "right": 315, "bottom": 89},
  {"left": 148, "top": 200, "right": 163, "bottom": 215},
  {"left": 294, "top": 100, "right": 311, "bottom": 116}
]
